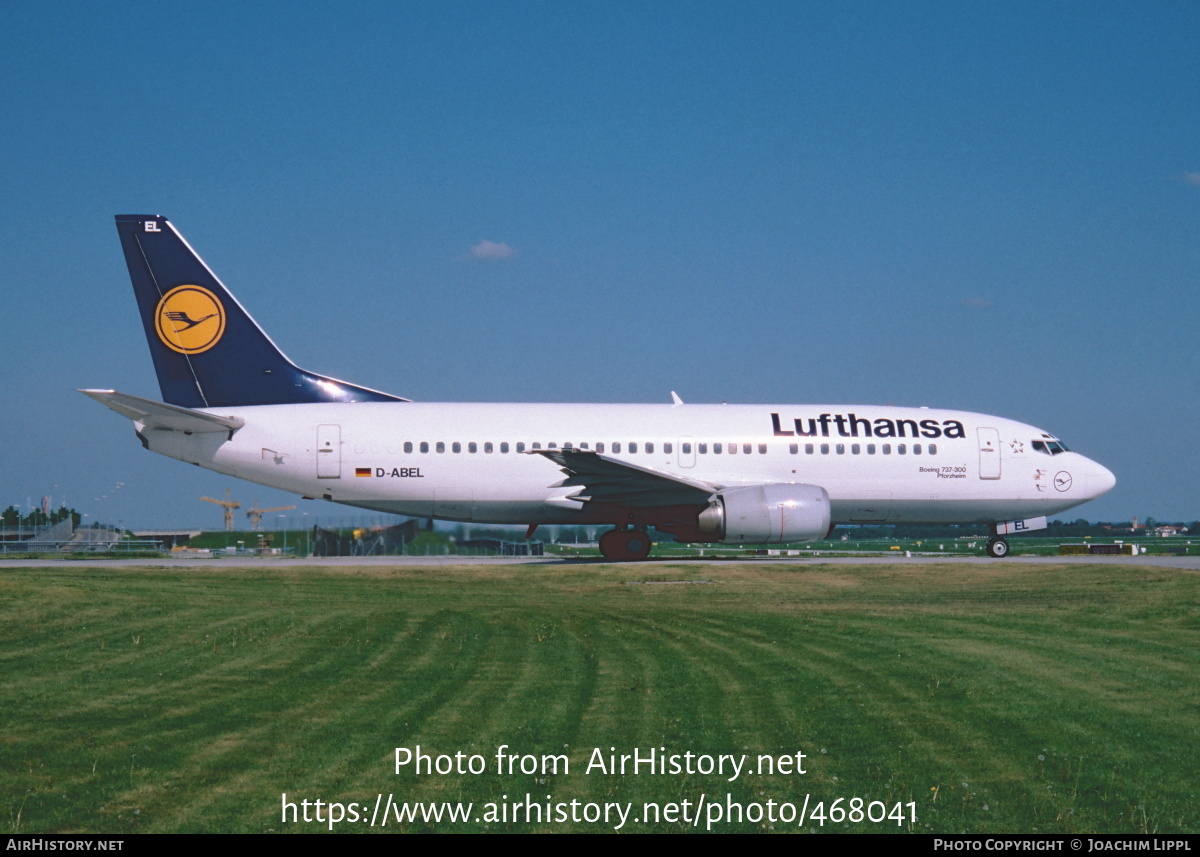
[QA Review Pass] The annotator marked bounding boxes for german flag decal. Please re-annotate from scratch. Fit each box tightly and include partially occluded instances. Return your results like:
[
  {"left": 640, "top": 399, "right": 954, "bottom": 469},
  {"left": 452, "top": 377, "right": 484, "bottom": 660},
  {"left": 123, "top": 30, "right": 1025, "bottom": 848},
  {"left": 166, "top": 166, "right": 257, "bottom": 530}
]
[{"left": 355, "top": 467, "right": 372, "bottom": 477}]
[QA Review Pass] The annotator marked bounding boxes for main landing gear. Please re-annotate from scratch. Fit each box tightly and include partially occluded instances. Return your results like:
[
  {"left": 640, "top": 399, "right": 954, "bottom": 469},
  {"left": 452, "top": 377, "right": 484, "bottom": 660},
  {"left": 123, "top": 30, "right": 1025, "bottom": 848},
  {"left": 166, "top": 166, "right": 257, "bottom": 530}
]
[
  {"left": 986, "top": 537, "right": 1010, "bottom": 558},
  {"left": 598, "top": 527, "right": 652, "bottom": 561}
]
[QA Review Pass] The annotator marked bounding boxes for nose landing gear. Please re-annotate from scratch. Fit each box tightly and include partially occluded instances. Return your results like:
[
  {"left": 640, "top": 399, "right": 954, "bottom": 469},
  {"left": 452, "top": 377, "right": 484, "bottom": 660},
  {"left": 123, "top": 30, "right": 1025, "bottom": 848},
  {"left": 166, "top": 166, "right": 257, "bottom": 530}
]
[
  {"left": 598, "top": 527, "right": 652, "bottom": 561},
  {"left": 986, "top": 537, "right": 1010, "bottom": 558}
]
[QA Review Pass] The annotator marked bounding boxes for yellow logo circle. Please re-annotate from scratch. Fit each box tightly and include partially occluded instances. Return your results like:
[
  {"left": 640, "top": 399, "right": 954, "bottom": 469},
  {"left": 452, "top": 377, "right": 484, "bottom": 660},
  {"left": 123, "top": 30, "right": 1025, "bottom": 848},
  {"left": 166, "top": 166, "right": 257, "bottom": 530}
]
[{"left": 155, "top": 285, "right": 226, "bottom": 354}]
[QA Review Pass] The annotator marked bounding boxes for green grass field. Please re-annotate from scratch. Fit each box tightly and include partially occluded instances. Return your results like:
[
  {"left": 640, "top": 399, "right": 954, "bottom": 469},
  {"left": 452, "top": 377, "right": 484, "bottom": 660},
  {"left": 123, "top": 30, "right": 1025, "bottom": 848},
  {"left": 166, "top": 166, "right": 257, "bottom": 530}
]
[{"left": 2, "top": 561, "right": 1196, "bottom": 833}]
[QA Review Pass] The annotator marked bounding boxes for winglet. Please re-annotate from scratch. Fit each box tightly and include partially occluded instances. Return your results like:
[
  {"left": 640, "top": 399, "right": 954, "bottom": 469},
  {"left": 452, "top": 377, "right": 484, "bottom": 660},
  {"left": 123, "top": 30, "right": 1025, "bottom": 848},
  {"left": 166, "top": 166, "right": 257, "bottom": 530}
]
[{"left": 670, "top": 391, "right": 684, "bottom": 405}]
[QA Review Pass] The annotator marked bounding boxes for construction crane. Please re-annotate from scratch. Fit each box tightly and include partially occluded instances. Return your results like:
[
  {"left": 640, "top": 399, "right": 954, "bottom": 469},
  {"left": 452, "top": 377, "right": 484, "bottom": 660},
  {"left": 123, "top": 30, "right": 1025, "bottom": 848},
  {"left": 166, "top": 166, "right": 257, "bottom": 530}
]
[
  {"left": 200, "top": 489, "right": 240, "bottom": 531},
  {"left": 246, "top": 503, "right": 296, "bottom": 530}
]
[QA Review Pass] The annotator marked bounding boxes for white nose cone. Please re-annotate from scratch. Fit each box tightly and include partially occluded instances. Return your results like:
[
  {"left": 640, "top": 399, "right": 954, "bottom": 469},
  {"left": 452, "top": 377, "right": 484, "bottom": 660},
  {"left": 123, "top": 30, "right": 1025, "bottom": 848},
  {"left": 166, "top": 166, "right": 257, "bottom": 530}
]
[{"left": 1088, "top": 460, "right": 1117, "bottom": 498}]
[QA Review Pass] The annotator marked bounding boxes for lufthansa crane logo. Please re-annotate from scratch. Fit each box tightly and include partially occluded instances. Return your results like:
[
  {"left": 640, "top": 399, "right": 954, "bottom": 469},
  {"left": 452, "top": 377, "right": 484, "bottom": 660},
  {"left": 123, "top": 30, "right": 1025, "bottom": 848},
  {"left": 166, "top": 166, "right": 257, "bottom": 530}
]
[
  {"left": 1053, "top": 471, "right": 1073, "bottom": 492},
  {"left": 155, "top": 285, "right": 226, "bottom": 354}
]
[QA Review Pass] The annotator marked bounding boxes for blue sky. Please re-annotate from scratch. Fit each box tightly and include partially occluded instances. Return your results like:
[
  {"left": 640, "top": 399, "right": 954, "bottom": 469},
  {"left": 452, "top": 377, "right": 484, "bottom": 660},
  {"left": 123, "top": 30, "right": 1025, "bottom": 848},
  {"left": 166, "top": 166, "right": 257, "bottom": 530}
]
[{"left": 2, "top": 2, "right": 1196, "bottom": 529}]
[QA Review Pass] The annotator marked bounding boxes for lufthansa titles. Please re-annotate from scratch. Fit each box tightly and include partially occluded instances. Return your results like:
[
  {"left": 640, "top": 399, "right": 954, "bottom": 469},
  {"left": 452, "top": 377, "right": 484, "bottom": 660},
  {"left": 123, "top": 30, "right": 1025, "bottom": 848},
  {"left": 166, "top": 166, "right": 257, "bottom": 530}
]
[{"left": 772, "top": 412, "right": 966, "bottom": 439}]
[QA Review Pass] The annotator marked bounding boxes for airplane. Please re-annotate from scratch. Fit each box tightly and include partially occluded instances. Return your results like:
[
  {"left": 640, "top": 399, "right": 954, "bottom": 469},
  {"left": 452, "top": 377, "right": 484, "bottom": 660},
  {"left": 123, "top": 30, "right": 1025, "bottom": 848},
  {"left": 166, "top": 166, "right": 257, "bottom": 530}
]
[{"left": 83, "top": 214, "right": 1116, "bottom": 560}]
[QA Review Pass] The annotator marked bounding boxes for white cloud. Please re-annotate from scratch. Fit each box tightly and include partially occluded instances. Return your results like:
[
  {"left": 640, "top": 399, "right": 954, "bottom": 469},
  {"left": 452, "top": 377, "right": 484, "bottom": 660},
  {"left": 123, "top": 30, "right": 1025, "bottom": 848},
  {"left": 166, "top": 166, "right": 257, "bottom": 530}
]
[
  {"left": 469, "top": 240, "right": 515, "bottom": 260},
  {"left": 1180, "top": 172, "right": 1200, "bottom": 187}
]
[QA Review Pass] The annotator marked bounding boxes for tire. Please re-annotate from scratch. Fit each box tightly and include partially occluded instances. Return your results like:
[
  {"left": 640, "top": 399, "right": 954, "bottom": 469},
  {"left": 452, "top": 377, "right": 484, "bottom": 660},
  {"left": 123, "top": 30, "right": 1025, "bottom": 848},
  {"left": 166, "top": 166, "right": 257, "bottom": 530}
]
[
  {"left": 598, "top": 528, "right": 652, "bottom": 561},
  {"left": 986, "top": 537, "right": 1010, "bottom": 558},
  {"left": 598, "top": 529, "right": 623, "bottom": 559}
]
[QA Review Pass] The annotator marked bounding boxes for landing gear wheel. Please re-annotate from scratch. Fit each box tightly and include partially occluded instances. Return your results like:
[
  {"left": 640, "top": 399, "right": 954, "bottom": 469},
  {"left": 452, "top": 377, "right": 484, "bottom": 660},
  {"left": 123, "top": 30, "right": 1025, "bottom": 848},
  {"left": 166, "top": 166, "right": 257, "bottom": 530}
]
[
  {"left": 598, "top": 529, "right": 622, "bottom": 559},
  {"left": 622, "top": 529, "right": 652, "bottom": 560},
  {"left": 598, "top": 528, "right": 653, "bottom": 561},
  {"left": 986, "top": 537, "right": 1010, "bottom": 558}
]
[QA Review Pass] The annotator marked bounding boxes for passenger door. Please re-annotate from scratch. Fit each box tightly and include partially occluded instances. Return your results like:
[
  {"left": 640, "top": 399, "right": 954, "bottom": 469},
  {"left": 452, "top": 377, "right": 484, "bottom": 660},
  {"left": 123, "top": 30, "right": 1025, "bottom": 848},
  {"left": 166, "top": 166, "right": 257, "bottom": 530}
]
[{"left": 978, "top": 427, "right": 1001, "bottom": 480}]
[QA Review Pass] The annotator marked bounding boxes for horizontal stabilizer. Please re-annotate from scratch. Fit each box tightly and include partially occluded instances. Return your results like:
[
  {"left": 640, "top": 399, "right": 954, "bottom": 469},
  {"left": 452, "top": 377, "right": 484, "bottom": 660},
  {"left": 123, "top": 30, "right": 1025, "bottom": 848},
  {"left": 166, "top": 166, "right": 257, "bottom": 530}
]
[{"left": 80, "top": 389, "right": 245, "bottom": 434}]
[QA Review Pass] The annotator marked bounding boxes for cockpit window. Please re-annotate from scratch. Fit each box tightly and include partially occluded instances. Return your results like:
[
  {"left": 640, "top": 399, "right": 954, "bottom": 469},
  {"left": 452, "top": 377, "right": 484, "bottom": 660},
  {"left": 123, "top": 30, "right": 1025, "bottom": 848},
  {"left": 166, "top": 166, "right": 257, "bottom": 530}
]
[{"left": 1033, "top": 440, "right": 1069, "bottom": 455}]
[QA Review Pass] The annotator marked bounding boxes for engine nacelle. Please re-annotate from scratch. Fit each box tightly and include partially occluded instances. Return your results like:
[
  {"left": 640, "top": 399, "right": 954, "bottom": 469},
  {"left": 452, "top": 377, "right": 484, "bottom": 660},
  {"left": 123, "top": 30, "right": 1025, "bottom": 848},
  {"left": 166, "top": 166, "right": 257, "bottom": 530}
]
[{"left": 711, "top": 483, "right": 831, "bottom": 545}]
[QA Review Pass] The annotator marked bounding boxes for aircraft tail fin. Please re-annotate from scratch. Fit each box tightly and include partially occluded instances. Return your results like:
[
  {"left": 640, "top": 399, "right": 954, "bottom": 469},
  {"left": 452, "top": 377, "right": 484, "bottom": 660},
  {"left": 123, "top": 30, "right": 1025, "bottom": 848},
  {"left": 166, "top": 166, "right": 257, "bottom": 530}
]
[{"left": 114, "top": 214, "right": 407, "bottom": 408}]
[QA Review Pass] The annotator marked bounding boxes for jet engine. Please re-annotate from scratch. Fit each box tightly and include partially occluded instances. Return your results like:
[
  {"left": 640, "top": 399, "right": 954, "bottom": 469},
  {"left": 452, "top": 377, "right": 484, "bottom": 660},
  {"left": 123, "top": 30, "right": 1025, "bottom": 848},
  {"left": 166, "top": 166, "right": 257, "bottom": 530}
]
[{"left": 687, "top": 483, "right": 831, "bottom": 545}]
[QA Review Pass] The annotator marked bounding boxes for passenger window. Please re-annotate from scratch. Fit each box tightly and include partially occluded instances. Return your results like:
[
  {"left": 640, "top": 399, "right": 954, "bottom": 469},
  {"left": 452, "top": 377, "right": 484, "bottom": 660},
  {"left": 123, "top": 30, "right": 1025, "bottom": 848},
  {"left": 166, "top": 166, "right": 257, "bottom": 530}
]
[
  {"left": 452, "top": 442, "right": 461, "bottom": 453},
  {"left": 898, "top": 444, "right": 906, "bottom": 455},
  {"left": 420, "top": 442, "right": 429, "bottom": 453},
  {"left": 928, "top": 443, "right": 936, "bottom": 455},
  {"left": 646, "top": 442, "right": 655, "bottom": 453},
  {"left": 789, "top": 443, "right": 798, "bottom": 454},
  {"left": 629, "top": 442, "right": 638, "bottom": 453},
  {"left": 913, "top": 444, "right": 921, "bottom": 455},
  {"left": 664, "top": 442, "right": 673, "bottom": 454},
  {"left": 758, "top": 444, "right": 766, "bottom": 454},
  {"left": 867, "top": 444, "right": 875, "bottom": 455},
  {"left": 805, "top": 444, "right": 813, "bottom": 454},
  {"left": 820, "top": 444, "right": 830, "bottom": 454},
  {"left": 699, "top": 443, "right": 707, "bottom": 454},
  {"left": 613, "top": 442, "right": 621, "bottom": 453},
  {"left": 549, "top": 442, "right": 558, "bottom": 449},
  {"left": 596, "top": 442, "right": 604, "bottom": 453},
  {"left": 564, "top": 442, "right": 573, "bottom": 449},
  {"left": 532, "top": 442, "right": 541, "bottom": 450},
  {"left": 515, "top": 442, "right": 525, "bottom": 453},
  {"left": 713, "top": 443, "right": 722, "bottom": 454},
  {"left": 682, "top": 443, "right": 691, "bottom": 454},
  {"left": 404, "top": 441, "right": 413, "bottom": 453},
  {"left": 468, "top": 442, "right": 477, "bottom": 453},
  {"left": 743, "top": 443, "right": 752, "bottom": 455},
  {"left": 580, "top": 442, "right": 589, "bottom": 449},
  {"left": 436, "top": 442, "right": 446, "bottom": 453},
  {"left": 728, "top": 443, "right": 737, "bottom": 454},
  {"left": 836, "top": 443, "right": 845, "bottom": 454},
  {"left": 851, "top": 444, "right": 860, "bottom": 455},
  {"left": 882, "top": 444, "right": 891, "bottom": 455}
]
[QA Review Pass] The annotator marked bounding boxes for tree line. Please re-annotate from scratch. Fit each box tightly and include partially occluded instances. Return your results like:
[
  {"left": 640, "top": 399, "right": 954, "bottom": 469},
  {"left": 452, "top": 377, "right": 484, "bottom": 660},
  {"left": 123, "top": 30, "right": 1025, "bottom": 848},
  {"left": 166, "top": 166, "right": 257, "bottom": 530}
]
[{"left": 1, "top": 506, "right": 83, "bottom": 529}]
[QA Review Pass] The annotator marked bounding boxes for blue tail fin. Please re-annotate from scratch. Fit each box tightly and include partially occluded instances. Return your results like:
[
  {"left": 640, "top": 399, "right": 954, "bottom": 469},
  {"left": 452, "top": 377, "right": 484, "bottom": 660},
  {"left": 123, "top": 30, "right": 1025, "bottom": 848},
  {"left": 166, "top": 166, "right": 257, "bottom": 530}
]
[{"left": 115, "top": 215, "right": 406, "bottom": 408}]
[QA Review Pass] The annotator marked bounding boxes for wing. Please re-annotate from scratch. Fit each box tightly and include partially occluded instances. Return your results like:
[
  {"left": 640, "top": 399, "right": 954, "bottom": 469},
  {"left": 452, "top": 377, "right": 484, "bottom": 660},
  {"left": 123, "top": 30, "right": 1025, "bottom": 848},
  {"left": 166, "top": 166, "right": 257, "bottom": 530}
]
[{"left": 532, "top": 448, "right": 717, "bottom": 507}]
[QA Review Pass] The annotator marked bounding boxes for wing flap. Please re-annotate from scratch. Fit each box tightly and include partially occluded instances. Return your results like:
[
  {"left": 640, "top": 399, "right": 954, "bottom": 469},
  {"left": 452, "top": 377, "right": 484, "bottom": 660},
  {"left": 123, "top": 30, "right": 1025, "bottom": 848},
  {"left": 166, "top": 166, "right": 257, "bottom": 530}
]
[
  {"left": 533, "top": 449, "right": 716, "bottom": 507},
  {"left": 80, "top": 389, "right": 245, "bottom": 434}
]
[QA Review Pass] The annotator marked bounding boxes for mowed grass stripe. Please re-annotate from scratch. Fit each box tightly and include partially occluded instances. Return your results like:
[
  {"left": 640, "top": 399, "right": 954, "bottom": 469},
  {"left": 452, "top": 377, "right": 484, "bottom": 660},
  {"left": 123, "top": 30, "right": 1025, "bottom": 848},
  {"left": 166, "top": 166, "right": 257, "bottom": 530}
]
[
  {"left": 573, "top": 613, "right": 660, "bottom": 756},
  {"left": 613, "top": 613, "right": 813, "bottom": 748},
  {"left": 459, "top": 614, "right": 601, "bottom": 757}
]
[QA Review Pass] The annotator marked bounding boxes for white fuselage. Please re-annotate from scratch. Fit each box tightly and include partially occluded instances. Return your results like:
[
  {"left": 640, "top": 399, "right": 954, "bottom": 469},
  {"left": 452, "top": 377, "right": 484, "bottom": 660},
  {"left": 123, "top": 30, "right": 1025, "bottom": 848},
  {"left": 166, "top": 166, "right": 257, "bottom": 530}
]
[{"left": 138, "top": 401, "right": 1116, "bottom": 528}]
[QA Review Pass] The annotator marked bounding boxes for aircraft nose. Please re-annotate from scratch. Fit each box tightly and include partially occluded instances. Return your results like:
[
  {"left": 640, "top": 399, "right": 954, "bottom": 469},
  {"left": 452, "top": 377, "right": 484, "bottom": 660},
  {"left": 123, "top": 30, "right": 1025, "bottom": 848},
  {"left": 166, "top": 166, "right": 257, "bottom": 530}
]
[{"left": 1087, "top": 459, "right": 1116, "bottom": 498}]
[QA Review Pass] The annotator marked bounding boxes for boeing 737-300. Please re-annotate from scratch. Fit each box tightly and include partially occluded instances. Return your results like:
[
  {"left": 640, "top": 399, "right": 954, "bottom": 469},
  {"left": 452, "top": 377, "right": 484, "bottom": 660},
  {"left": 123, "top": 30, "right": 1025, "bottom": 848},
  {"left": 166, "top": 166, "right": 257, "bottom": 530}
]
[{"left": 83, "top": 215, "right": 1116, "bottom": 560}]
